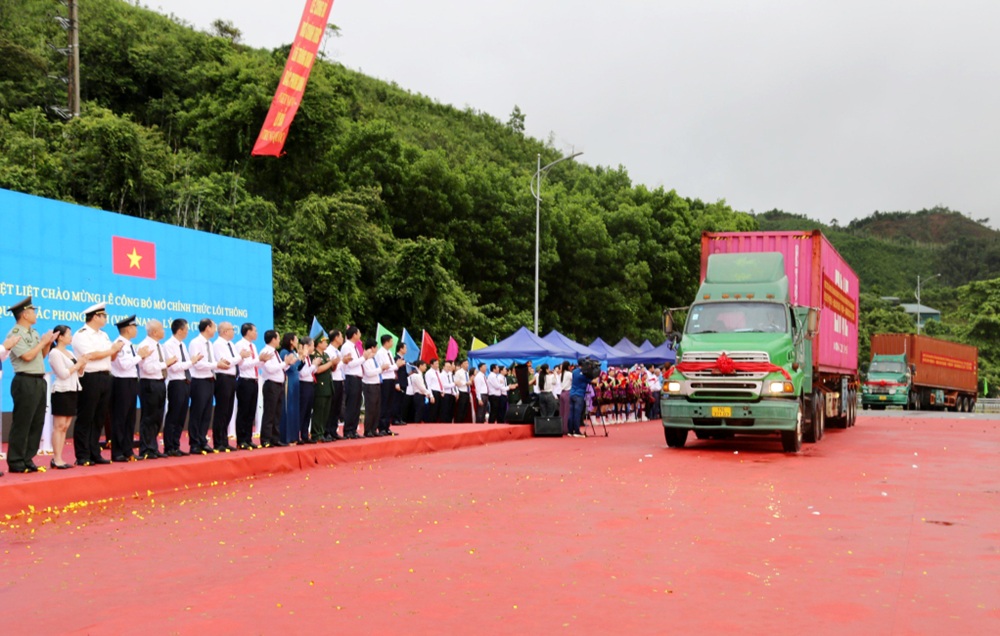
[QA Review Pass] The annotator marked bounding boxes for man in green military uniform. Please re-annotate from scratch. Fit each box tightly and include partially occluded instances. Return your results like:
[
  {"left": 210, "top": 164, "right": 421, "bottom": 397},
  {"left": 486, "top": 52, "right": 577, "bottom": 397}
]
[
  {"left": 6, "top": 296, "right": 55, "bottom": 474},
  {"left": 310, "top": 332, "right": 337, "bottom": 443}
]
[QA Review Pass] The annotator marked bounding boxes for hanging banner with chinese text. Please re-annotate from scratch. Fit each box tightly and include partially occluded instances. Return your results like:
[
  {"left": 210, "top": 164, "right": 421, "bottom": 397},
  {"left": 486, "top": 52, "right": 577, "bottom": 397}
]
[{"left": 251, "top": 0, "right": 335, "bottom": 157}]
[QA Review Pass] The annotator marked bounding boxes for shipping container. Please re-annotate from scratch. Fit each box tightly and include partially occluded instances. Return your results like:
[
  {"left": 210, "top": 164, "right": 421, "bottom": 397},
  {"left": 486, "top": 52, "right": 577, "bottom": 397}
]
[{"left": 700, "top": 230, "right": 859, "bottom": 376}]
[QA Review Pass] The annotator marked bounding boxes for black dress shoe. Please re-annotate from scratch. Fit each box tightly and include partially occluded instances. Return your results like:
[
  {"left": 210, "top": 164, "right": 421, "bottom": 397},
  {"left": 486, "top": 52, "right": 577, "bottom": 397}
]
[
  {"left": 274, "top": 441, "right": 289, "bottom": 447},
  {"left": 76, "top": 459, "right": 93, "bottom": 467},
  {"left": 138, "top": 452, "right": 155, "bottom": 460},
  {"left": 50, "top": 460, "right": 73, "bottom": 470},
  {"left": 112, "top": 455, "right": 127, "bottom": 462},
  {"left": 165, "top": 449, "right": 184, "bottom": 457},
  {"left": 299, "top": 439, "right": 316, "bottom": 445},
  {"left": 92, "top": 457, "right": 111, "bottom": 465},
  {"left": 154, "top": 451, "right": 168, "bottom": 458},
  {"left": 217, "top": 445, "right": 236, "bottom": 453}
]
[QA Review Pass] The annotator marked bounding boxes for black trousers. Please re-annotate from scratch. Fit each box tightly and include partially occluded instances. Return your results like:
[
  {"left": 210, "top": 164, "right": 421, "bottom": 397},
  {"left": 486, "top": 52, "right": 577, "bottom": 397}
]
[
  {"left": 163, "top": 379, "right": 191, "bottom": 453},
  {"left": 411, "top": 394, "right": 426, "bottom": 423},
  {"left": 391, "top": 386, "right": 406, "bottom": 424},
  {"left": 188, "top": 378, "right": 215, "bottom": 452},
  {"left": 440, "top": 393, "right": 455, "bottom": 423},
  {"left": 235, "top": 377, "right": 258, "bottom": 446},
  {"left": 455, "top": 391, "right": 471, "bottom": 423},
  {"left": 475, "top": 396, "right": 488, "bottom": 424},
  {"left": 343, "top": 376, "right": 362, "bottom": 436},
  {"left": 489, "top": 395, "right": 502, "bottom": 423},
  {"left": 379, "top": 379, "right": 395, "bottom": 430},
  {"left": 260, "top": 380, "right": 283, "bottom": 445},
  {"left": 75, "top": 371, "right": 112, "bottom": 462},
  {"left": 138, "top": 378, "right": 166, "bottom": 455},
  {"left": 7, "top": 375, "right": 47, "bottom": 471},
  {"left": 213, "top": 374, "right": 237, "bottom": 449},
  {"left": 426, "top": 390, "right": 442, "bottom": 423},
  {"left": 362, "top": 382, "right": 381, "bottom": 436},
  {"left": 299, "top": 381, "right": 315, "bottom": 441},
  {"left": 110, "top": 376, "right": 138, "bottom": 458},
  {"left": 326, "top": 380, "right": 344, "bottom": 436}
]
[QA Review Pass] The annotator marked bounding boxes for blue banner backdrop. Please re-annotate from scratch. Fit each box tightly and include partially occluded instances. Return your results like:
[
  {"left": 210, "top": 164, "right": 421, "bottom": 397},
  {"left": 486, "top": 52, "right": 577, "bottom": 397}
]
[{"left": 0, "top": 188, "right": 273, "bottom": 411}]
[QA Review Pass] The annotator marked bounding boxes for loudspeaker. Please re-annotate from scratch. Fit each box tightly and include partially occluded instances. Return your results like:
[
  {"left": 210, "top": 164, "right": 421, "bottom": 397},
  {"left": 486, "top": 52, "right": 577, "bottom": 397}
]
[
  {"left": 514, "top": 364, "right": 531, "bottom": 403},
  {"left": 533, "top": 416, "right": 563, "bottom": 437},
  {"left": 505, "top": 402, "right": 536, "bottom": 424}
]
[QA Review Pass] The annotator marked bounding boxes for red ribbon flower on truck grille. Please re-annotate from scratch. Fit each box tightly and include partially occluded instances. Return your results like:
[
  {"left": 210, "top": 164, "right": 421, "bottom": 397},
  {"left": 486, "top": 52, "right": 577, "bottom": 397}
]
[{"left": 675, "top": 353, "right": 791, "bottom": 380}]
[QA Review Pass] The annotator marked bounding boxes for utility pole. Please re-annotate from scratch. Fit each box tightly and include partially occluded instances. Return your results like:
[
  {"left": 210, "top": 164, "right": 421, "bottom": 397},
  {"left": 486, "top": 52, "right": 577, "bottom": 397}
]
[{"left": 68, "top": 0, "right": 80, "bottom": 117}]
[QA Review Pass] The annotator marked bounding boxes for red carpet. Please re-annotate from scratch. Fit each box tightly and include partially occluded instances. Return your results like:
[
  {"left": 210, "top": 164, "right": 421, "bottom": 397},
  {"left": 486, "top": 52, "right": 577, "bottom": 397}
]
[
  {"left": 1, "top": 415, "right": 998, "bottom": 634},
  {"left": 0, "top": 423, "right": 533, "bottom": 516}
]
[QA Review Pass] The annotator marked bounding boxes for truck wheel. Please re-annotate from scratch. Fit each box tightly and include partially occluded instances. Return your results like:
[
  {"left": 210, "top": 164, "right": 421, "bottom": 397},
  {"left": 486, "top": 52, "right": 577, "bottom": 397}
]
[
  {"left": 805, "top": 391, "right": 825, "bottom": 443},
  {"left": 848, "top": 390, "right": 857, "bottom": 427},
  {"left": 665, "top": 428, "right": 688, "bottom": 448},
  {"left": 909, "top": 392, "right": 920, "bottom": 411},
  {"left": 781, "top": 400, "right": 804, "bottom": 453}
]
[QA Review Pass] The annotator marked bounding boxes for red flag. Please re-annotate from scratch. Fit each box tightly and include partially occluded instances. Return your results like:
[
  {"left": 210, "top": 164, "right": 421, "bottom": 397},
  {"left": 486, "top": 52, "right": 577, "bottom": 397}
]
[
  {"left": 446, "top": 336, "right": 459, "bottom": 362},
  {"left": 112, "top": 236, "right": 156, "bottom": 279},
  {"left": 251, "top": 0, "right": 336, "bottom": 156},
  {"left": 420, "top": 330, "right": 438, "bottom": 364}
]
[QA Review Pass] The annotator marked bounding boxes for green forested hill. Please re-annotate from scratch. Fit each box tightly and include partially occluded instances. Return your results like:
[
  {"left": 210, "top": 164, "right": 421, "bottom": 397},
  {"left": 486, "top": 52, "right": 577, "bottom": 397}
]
[{"left": 0, "top": 0, "right": 754, "bottom": 344}]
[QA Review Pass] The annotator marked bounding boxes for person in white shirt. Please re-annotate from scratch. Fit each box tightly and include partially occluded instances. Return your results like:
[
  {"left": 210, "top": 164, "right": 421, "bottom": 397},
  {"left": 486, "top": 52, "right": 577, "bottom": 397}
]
[
  {"left": 473, "top": 363, "right": 489, "bottom": 423},
  {"left": 109, "top": 315, "right": 150, "bottom": 462},
  {"left": 498, "top": 367, "right": 511, "bottom": 422},
  {"left": 47, "top": 325, "right": 86, "bottom": 469},
  {"left": 558, "top": 361, "right": 573, "bottom": 433},
  {"left": 297, "top": 337, "right": 317, "bottom": 444},
  {"left": 138, "top": 320, "right": 175, "bottom": 459},
  {"left": 440, "top": 361, "right": 457, "bottom": 423},
  {"left": 454, "top": 360, "right": 471, "bottom": 423},
  {"left": 234, "top": 323, "right": 271, "bottom": 449},
  {"left": 376, "top": 334, "right": 397, "bottom": 435},
  {"left": 486, "top": 364, "right": 504, "bottom": 423},
  {"left": 71, "top": 302, "right": 124, "bottom": 466},
  {"left": 188, "top": 318, "right": 231, "bottom": 455},
  {"left": 163, "top": 318, "right": 202, "bottom": 456},
  {"left": 340, "top": 327, "right": 364, "bottom": 438},
  {"left": 409, "top": 360, "right": 433, "bottom": 423},
  {"left": 324, "top": 330, "right": 345, "bottom": 440},
  {"left": 212, "top": 321, "right": 243, "bottom": 452},
  {"left": 361, "top": 339, "right": 384, "bottom": 437},
  {"left": 424, "top": 359, "right": 444, "bottom": 423},
  {"left": 536, "top": 363, "right": 558, "bottom": 418},
  {"left": 259, "top": 329, "right": 293, "bottom": 447}
]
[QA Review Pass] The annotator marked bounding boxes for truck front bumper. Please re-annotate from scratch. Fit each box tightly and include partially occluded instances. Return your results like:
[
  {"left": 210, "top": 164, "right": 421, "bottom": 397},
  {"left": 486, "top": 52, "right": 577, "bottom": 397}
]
[
  {"left": 861, "top": 393, "right": 906, "bottom": 407},
  {"left": 661, "top": 397, "right": 800, "bottom": 432}
]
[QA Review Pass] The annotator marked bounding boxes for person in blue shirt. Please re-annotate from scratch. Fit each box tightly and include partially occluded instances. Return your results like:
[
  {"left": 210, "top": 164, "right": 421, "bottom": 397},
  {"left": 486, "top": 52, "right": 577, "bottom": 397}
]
[{"left": 568, "top": 363, "right": 593, "bottom": 437}]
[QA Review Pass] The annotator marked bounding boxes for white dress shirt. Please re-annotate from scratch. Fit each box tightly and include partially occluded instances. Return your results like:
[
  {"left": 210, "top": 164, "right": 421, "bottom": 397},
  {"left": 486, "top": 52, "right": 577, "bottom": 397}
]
[
  {"left": 214, "top": 338, "right": 241, "bottom": 377},
  {"left": 110, "top": 335, "right": 142, "bottom": 379},
  {"left": 340, "top": 341, "right": 363, "bottom": 377},
  {"left": 72, "top": 325, "right": 114, "bottom": 373},
  {"left": 454, "top": 368, "right": 470, "bottom": 394},
  {"left": 425, "top": 367, "right": 444, "bottom": 393},
  {"left": 561, "top": 370, "right": 573, "bottom": 392},
  {"left": 329, "top": 346, "right": 344, "bottom": 381},
  {"left": 49, "top": 347, "right": 83, "bottom": 392},
  {"left": 409, "top": 371, "right": 430, "bottom": 397},
  {"left": 362, "top": 356, "right": 381, "bottom": 385},
  {"left": 474, "top": 372, "right": 488, "bottom": 402},
  {"left": 299, "top": 356, "right": 316, "bottom": 383},
  {"left": 0, "top": 344, "right": 10, "bottom": 362},
  {"left": 441, "top": 369, "right": 457, "bottom": 396},
  {"left": 188, "top": 334, "right": 217, "bottom": 379},
  {"left": 139, "top": 337, "right": 168, "bottom": 380},
  {"left": 260, "top": 345, "right": 288, "bottom": 382},
  {"left": 486, "top": 372, "right": 504, "bottom": 396},
  {"left": 376, "top": 347, "right": 396, "bottom": 381},
  {"left": 235, "top": 338, "right": 263, "bottom": 379},
  {"left": 163, "top": 336, "right": 193, "bottom": 383}
]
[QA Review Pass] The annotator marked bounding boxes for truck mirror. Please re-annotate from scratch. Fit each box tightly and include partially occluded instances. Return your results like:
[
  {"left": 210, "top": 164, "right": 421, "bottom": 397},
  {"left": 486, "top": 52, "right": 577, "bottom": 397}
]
[
  {"left": 910, "top": 364, "right": 916, "bottom": 375},
  {"left": 663, "top": 310, "right": 673, "bottom": 335},
  {"left": 807, "top": 308, "right": 819, "bottom": 334}
]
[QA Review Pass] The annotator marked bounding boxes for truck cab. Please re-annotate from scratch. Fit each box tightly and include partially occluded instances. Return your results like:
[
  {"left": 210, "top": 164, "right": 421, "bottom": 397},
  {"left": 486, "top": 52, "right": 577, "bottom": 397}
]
[{"left": 861, "top": 354, "right": 909, "bottom": 410}]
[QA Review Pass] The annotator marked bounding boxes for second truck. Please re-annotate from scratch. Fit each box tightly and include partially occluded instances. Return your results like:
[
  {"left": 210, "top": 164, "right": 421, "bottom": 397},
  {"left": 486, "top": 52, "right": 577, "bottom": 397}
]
[{"left": 862, "top": 333, "right": 978, "bottom": 412}]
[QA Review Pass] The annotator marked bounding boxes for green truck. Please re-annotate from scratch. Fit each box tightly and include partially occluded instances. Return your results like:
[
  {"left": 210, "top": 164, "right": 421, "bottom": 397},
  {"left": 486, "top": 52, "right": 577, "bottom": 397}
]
[
  {"left": 662, "top": 231, "right": 860, "bottom": 453},
  {"left": 862, "top": 333, "right": 978, "bottom": 412}
]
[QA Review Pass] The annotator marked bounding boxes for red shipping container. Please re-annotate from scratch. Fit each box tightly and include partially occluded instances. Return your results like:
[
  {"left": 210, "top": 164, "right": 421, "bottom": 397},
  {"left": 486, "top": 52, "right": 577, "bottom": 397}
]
[
  {"left": 870, "top": 334, "right": 978, "bottom": 394},
  {"left": 700, "top": 230, "right": 859, "bottom": 377}
]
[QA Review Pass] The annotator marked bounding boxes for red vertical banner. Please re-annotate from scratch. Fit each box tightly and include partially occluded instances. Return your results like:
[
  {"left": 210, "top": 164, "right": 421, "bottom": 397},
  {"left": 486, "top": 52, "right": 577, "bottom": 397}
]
[{"left": 251, "top": 0, "right": 335, "bottom": 157}]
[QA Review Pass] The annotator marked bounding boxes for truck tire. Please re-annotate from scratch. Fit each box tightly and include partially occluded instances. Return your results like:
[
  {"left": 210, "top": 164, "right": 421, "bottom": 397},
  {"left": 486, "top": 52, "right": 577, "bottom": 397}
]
[
  {"left": 805, "top": 390, "right": 825, "bottom": 443},
  {"left": 847, "top": 389, "right": 857, "bottom": 427},
  {"left": 781, "top": 400, "right": 804, "bottom": 453},
  {"left": 908, "top": 391, "right": 920, "bottom": 411},
  {"left": 664, "top": 428, "right": 688, "bottom": 448}
]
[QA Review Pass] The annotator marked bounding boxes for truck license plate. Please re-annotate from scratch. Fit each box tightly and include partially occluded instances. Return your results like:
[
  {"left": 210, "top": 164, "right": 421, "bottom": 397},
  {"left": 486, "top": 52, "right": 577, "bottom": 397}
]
[
  {"left": 711, "top": 406, "right": 732, "bottom": 417},
  {"left": 879, "top": 396, "right": 887, "bottom": 401}
]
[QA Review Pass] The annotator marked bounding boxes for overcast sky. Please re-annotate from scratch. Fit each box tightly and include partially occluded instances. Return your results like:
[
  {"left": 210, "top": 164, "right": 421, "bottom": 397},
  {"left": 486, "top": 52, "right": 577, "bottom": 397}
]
[{"left": 153, "top": 0, "right": 1000, "bottom": 228}]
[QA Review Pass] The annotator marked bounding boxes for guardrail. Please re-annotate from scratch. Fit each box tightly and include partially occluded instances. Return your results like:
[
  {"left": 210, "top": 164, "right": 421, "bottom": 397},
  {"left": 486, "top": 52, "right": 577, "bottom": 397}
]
[{"left": 975, "top": 398, "right": 1000, "bottom": 414}]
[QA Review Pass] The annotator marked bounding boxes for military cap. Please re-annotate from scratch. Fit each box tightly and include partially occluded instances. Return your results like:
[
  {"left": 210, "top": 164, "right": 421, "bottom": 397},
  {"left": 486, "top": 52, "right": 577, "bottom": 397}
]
[
  {"left": 83, "top": 302, "right": 107, "bottom": 316},
  {"left": 8, "top": 296, "right": 33, "bottom": 317},
  {"left": 115, "top": 314, "right": 138, "bottom": 330}
]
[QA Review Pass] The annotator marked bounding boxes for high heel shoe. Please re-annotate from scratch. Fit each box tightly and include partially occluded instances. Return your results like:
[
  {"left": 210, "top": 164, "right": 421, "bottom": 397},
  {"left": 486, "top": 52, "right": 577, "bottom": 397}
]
[{"left": 50, "top": 459, "right": 73, "bottom": 470}]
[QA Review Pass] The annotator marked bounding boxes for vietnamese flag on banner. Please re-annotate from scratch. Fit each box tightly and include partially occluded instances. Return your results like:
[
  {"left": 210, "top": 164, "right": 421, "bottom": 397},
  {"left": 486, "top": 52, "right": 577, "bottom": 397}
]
[
  {"left": 445, "top": 337, "right": 459, "bottom": 362},
  {"left": 420, "top": 330, "right": 438, "bottom": 364},
  {"left": 112, "top": 236, "right": 156, "bottom": 279},
  {"left": 251, "top": 0, "right": 336, "bottom": 157}
]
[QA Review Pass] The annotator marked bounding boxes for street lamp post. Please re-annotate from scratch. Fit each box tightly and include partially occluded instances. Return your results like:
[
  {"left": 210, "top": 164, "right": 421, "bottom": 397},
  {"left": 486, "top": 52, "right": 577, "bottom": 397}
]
[
  {"left": 915, "top": 273, "right": 940, "bottom": 335},
  {"left": 531, "top": 151, "right": 582, "bottom": 335}
]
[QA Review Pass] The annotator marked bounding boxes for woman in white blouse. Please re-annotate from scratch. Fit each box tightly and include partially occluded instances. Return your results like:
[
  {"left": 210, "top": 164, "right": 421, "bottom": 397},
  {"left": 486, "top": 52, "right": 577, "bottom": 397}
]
[{"left": 48, "top": 325, "right": 86, "bottom": 469}]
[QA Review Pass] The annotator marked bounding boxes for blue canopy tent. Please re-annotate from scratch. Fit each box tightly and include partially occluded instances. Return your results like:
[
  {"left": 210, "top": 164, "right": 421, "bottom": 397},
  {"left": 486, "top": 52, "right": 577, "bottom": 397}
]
[
  {"left": 639, "top": 340, "right": 656, "bottom": 353},
  {"left": 614, "top": 337, "right": 643, "bottom": 355},
  {"left": 631, "top": 341, "right": 677, "bottom": 366},
  {"left": 542, "top": 330, "right": 606, "bottom": 360},
  {"left": 468, "top": 327, "right": 578, "bottom": 369}
]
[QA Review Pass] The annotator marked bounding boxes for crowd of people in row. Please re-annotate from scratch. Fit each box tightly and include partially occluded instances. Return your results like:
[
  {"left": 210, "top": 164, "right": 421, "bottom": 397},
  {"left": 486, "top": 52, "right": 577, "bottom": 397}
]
[{"left": 1, "top": 295, "right": 668, "bottom": 477}]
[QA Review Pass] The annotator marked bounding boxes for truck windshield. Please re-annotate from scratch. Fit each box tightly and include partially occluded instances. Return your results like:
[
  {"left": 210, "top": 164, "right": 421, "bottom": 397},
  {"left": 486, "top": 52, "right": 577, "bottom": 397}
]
[
  {"left": 686, "top": 302, "right": 788, "bottom": 335},
  {"left": 869, "top": 360, "right": 906, "bottom": 374}
]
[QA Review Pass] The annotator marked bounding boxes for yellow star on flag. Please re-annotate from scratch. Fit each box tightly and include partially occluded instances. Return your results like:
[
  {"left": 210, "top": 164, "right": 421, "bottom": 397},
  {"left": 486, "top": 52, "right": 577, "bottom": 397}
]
[{"left": 127, "top": 248, "right": 142, "bottom": 269}]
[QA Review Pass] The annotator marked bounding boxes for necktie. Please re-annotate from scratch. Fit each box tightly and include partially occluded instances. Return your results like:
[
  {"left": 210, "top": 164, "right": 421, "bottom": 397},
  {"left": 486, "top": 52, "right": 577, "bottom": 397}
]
[
  {"left": 180, "top": 343, "right": 191, "bottom": 381},
  {"left": 131, "top": 344, "right": 137, "bottom": 378},
  {"left": 157, "top": 344, "right": 166, "bottom": 379},
  {"left": 228, "top": 342, "right": 236, "bottom": 375},
  {"left": 250, "top": 343, "right": 258, "bottom": 378},
  {"left": 206, "top": 339, "right": 214, "bottom": 363}
]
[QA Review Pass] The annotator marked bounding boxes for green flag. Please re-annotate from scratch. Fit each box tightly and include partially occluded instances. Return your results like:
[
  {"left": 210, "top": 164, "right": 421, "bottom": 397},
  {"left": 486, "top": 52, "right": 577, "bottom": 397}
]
[{"left": 376, "top": 323, "right": 398, "bottom": 347}]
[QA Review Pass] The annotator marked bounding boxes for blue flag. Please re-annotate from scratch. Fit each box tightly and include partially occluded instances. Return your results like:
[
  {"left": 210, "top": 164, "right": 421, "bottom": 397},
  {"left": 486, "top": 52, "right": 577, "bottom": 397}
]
[
  {"left": 401, "top": 328, "right": 420, "bottom": 363},
  {"left": 309, "top": 316, "right": 327, "bottom": 340}
]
